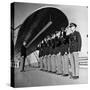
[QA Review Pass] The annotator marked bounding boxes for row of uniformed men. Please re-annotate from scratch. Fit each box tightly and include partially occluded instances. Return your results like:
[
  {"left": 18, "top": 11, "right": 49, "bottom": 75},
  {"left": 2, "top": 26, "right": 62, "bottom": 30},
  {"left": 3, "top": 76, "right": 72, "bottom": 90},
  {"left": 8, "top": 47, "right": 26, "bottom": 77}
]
[
  {"left": 37, "top": 23, "right": 82, "bottom": 79},
  {"left": 37, "top": 31, "right": 70, "bottom": 76}
]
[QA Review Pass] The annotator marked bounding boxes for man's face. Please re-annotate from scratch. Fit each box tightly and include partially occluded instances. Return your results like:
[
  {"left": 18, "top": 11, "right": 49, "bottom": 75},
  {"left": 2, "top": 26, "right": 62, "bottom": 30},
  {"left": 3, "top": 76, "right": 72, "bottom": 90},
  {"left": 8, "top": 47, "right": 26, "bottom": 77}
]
[
  {"left": 52, "top": 34, "right": 55, "bottom": 39},
  {"left": 23, "top": 42, "right": 26, "bottom": 46},
  {"left": 70, "top": 26, "right": 76, "bottom": 32},
  {"left": 65, "top": 27, "right": 69, "bottom": 32},
  {"left": 42, "top": 40, "right": 44, "bottom": 43},
  {"left": 56, "top": 31, "right": 60, "bottom": 37},
  {"left": 44, "top": 38, "right": 46, "bottom": 42},
  {"left": 65, "top": 27, "right": 72, "bottom": 35},
  {"left": 47, "top": 36, "right": 50, "bottom": 40}
]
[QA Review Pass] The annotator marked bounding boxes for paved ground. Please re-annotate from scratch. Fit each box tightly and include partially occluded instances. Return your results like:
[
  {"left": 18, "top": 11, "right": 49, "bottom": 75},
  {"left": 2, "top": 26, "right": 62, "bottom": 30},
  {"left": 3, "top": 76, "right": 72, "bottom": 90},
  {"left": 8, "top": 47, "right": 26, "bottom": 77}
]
[{"left": 15, "top": 66, "right": 88, "bottom": 87}]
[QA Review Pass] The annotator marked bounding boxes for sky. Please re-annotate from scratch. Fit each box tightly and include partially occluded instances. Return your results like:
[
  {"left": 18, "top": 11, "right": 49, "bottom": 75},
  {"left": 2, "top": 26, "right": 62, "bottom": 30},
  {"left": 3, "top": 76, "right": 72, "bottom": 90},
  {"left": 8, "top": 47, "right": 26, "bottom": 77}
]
[{"left": 14, "top": 2, "right": 88, "bottom": 57}]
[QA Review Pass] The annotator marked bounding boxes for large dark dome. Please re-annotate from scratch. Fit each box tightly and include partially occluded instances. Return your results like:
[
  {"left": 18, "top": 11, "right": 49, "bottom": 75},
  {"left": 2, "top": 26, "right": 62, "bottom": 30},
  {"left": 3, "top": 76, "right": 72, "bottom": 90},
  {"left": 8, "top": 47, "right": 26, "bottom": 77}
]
[{"left": 15, "top": 7, "right": 69, "bottom": 55}]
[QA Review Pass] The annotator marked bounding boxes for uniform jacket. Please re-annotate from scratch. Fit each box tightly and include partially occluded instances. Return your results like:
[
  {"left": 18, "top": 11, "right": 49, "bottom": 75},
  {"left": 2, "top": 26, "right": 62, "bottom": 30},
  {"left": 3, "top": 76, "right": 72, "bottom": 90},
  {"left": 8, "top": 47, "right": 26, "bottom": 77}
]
[
  {"left": 51, "top": 39, "right": 55, "bottom": 54},
  {"left": 47, "top": 40, "right": 52, "bottom": 55},
  {"left": 59, "top": 32, "right": 69, "bottom": 55},
  {"left": 69, "top": 31, "right": 82, "bottom": 53},
  {"left": 60, "top": 37, "right": 66, "bottom": 55},
  {"left": 39, "top": 48, "right": 42, "bottom": 57}
]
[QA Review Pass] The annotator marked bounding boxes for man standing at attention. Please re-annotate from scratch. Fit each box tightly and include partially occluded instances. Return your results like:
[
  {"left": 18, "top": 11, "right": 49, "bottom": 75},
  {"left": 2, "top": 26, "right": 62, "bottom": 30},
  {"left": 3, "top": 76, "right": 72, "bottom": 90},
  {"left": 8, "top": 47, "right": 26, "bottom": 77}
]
[{"left": 69, "top": 23, "right": 82, "bottom": 79}]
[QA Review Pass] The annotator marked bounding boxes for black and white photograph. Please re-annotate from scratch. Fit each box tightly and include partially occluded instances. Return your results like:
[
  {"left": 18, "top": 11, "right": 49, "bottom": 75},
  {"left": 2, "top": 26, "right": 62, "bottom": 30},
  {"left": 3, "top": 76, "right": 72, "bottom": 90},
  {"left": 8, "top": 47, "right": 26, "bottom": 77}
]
[{"left": 11, "top": 2, "right": 88, "bottom": 88}]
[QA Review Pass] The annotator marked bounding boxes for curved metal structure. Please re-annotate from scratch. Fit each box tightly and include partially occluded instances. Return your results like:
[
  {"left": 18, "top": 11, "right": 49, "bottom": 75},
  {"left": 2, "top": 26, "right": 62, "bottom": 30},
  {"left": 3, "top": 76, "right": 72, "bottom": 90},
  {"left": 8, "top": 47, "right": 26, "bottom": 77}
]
[{"left": 15, "top": 7, "right": 69, "bottom": 55}]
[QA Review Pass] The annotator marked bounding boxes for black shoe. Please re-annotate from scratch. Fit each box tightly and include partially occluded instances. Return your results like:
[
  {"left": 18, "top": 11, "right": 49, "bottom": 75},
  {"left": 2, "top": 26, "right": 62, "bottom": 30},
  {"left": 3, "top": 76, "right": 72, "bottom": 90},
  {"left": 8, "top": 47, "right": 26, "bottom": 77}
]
[
  {"left": 72, "top": 76, "right": 79, "bottom": 79},
  {"left": 47, "top": 70, "right": 52, "bottom": 72},
  {"left": 44, "top": 70, "right": 48, "bottom": 72},
  {"left": 20, "top": 70, "right": 25, "bottom": 72},
  {"left": 57, "top": 73, "right": 62, "bottom": 75},
  {"left": 63, "top": 74, "right": 69, "bottom": 76},
  {"left": 40, "top": 69, "right": 43, "bottom": 70},
  {"left": 52, "top": 71, "right": 56, "bottom": 73}
]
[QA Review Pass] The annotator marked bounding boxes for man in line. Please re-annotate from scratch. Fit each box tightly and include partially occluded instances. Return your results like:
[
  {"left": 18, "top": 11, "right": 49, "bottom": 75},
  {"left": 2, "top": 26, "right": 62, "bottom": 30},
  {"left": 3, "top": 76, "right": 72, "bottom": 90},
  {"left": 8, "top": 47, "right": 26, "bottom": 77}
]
[
  {"left": 37, "top": 43, "right": 43, "bottom": 70},
  {"left": 43, "top": 39, "right": 48, "bottom": 71},
  {"left": 55, "top": 31, "right": 63, "bottom": 75},
  {"left": 69, "top": 23, "right": 82, "bottom": 79},
  {"left": 50, "top": 34, "right": 57, "bottom": 73},
  {"left": 60, "top": 28, "right": 69, "bottom": 76},
  {"left": 47, "top": 36, "right": 52, "bottom": 72},
  {"left": 62, "top": 29, "right": 69, "bottom": 76}
]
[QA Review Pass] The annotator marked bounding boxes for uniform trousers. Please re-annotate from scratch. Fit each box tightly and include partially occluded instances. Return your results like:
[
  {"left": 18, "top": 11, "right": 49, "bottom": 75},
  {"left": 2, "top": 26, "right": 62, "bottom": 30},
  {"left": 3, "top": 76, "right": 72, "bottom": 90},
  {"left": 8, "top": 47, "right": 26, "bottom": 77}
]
[
  {"left": 51, "top": 54, "right": 56, "bottom": 72},
  {"left": 39, "top": 57, "right": 44, "bottom": 70},
  {"left": 43, "top": 55, "right": 48, "bottom": 71},
  {"left": 69, "top": 52, "right": 79, "bottom": 76},
  {"left": 62, "top": 54, "right": 69, "bottom": 75},
  {"left": 56, "top": 53, "right": 62, "bottom": 74},
  {"left": 47, "top": 55, "right": 52, "bottom": 72}
]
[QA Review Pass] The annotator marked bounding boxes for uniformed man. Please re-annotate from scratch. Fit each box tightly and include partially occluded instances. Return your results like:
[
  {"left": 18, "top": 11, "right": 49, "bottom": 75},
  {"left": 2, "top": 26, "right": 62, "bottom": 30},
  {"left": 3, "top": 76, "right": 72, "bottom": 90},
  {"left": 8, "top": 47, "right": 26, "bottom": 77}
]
[
  {"left": 38, "top": 43, "right": 43, "bottom": 70},
  {"left": 52, "top": 35, "right": 58, "bottom": 73},
  {"left": 63, "top": 30, "right": 69, "bottom": 76},
  {"left": 60, "top": 28, "right": 69, "bottom": 76},
  {"left": 40, "top": 41, "right": 44, "bottom": 70},
  {"left": 50, "top": 34, "right": 57, "bottom": 73},
  {"left": 43, "top": 39, "right": 48, "bottom": 71},
  {"left": 47, "top": 36, "right": 52, "bottom": 72},
  {"left": 54, "top": 34, "right": 60, "bottom": 74},
  {"left": 45, "top": 39, "right": 49, "bottom": 71},
  {"left": 49, "top": 38, "right": 53, "bottom": 72},
  {"left": 56, "top": 34, "right": 63, "bottom": 75},
  {"left": 69, "top": 23, "right": 82, "bottom": 79}
]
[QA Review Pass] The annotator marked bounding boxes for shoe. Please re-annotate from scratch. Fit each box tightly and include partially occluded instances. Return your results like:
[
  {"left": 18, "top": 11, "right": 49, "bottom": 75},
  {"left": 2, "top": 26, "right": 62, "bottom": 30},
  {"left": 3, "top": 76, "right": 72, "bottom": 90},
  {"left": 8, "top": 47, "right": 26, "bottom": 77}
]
[
  {"left": 44, "top": 70, "right": 48, "bottom": 72},
  {"left": 40, "top": 69, "right": 43, "bottom": 71},
  {"left": 56, "top": 72, "right": 62, "bottom": 75},
  {"left": 49, "top": 71, "right": 52, "bottom": 72},
  {"left": 57, "top": 73, "right": 62, "bottom": 75},
  {"left": 63, "top": 74, "right": 69, "bottom": 76},
  {"left": 72, "top": 76, "right": 79, "bottom": 79},
  {"left": 20, "top": 70, "right": 25, "bottom": 72}
]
